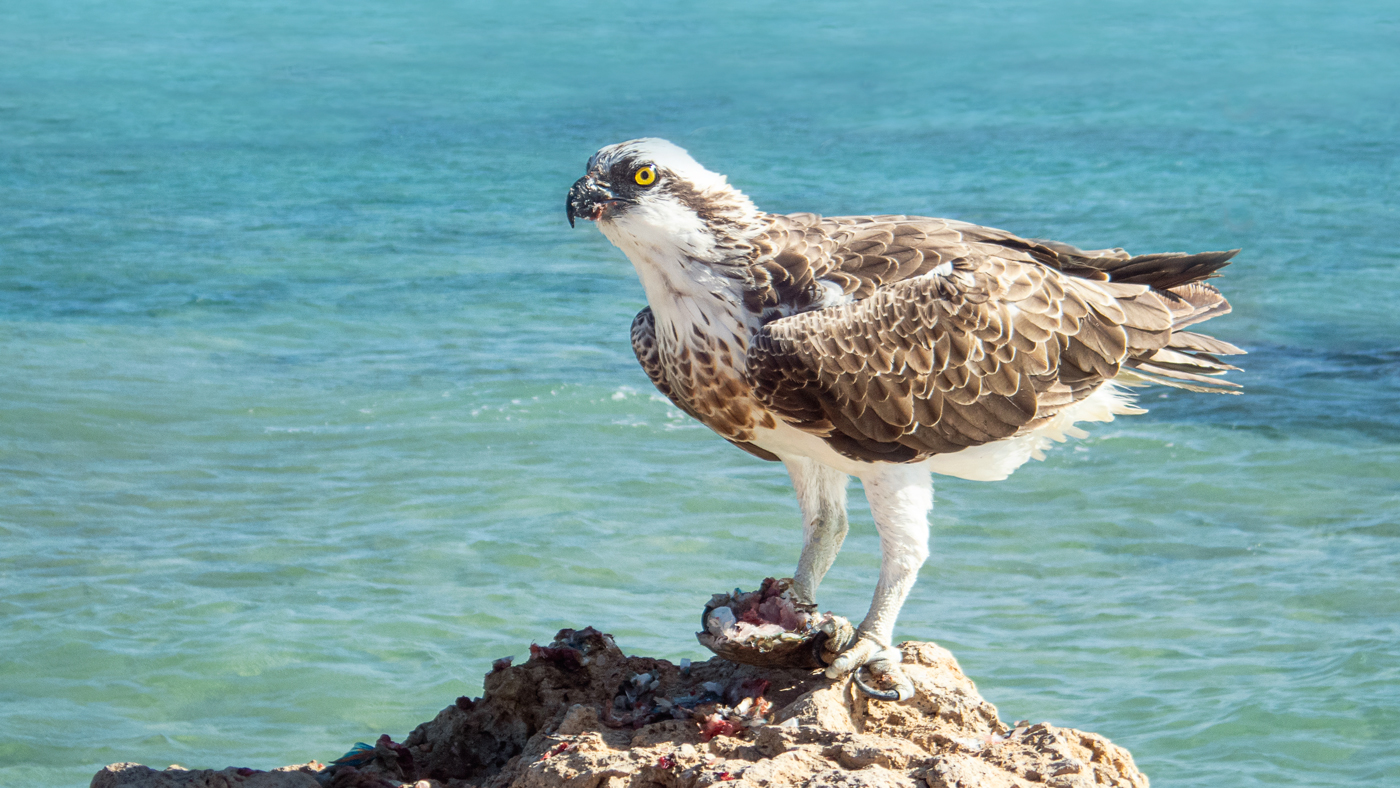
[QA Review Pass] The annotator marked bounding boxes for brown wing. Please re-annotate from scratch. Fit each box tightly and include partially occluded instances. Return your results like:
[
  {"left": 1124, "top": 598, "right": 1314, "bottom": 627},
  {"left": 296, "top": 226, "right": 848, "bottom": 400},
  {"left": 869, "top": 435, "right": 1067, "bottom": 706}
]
[
  {"left": 630, "top": 308, "right": 779, "bottom": 462},
  {"left": 745, "top": 217, "right": 1241, "bottom": 464},
  {"left": 746, "top": 213, "right": 1243, "bottom": 309},
  {"left": 741, "top": 214, "right": 973, "bottom": 314}
]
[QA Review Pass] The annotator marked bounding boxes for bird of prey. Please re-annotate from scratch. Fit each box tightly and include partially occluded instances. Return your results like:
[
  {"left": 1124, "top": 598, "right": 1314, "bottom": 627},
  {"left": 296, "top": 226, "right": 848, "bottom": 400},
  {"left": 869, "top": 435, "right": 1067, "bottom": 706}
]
[{"left": 566, "top": 138, "right": 1242, "bottom": 700}]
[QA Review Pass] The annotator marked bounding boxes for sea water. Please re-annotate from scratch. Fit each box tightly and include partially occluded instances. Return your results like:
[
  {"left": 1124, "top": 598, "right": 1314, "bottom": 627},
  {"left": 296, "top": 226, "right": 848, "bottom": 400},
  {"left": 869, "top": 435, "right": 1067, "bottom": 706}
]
[{"left": 2, "top": 1, "right": 1397, "bottom": 785}]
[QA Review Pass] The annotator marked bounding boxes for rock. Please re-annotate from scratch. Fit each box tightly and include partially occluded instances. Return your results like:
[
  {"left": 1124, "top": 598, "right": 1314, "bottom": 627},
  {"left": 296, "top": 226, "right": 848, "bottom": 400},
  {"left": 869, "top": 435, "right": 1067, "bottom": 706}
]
[
  {"left": 90, "top": 762, "right": 323, "bottom": 788},
  {"left": 92, "top": 628, "right": 1149, "bottom": 787}
]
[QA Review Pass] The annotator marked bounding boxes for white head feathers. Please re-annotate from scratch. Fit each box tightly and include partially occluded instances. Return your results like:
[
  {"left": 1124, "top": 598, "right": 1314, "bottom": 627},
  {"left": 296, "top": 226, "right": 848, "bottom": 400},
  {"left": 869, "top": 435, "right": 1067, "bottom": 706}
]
[
  {"left": 587, "top": 138, "right": 733, "bottom": 195},
  {"left": 583, "top": 138, "right": 761, "bottom": 263}
]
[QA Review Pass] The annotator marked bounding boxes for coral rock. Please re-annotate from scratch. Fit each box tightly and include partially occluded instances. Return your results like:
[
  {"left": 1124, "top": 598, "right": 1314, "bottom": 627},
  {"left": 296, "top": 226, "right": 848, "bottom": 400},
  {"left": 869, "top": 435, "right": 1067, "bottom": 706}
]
[
  {"left": 93, "top": 628, "right": 1149, "bottom": 788},
  {"left": 90, "top": 763, "right": 323, "bottom": 788}
]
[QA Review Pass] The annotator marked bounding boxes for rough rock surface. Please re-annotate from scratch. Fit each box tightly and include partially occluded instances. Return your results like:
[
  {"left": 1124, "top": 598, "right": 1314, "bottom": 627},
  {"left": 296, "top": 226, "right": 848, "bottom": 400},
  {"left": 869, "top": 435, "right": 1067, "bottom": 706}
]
[
  {"left": 93, "top": 627, "right": 1148, "bottom": 788},
  {"left": 90, "top": 763, "right": 324, "bottom": 787}
]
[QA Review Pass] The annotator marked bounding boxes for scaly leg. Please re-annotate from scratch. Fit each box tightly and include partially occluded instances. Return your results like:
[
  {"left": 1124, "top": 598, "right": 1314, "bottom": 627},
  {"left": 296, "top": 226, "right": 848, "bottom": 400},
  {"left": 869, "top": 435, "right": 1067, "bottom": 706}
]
[
  {"left": 825, "top": 463, "right": 932, "bottom": 701},
  {"left": 783, "top": 457, "right": 850, "bottom": 607}
]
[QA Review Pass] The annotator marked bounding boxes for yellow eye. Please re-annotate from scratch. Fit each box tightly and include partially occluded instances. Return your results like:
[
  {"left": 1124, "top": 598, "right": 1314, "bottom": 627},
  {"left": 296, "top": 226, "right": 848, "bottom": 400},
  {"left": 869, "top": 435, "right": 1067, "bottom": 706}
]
[{"left": 634, "top": 166, "right": 656, "bottom": 186}]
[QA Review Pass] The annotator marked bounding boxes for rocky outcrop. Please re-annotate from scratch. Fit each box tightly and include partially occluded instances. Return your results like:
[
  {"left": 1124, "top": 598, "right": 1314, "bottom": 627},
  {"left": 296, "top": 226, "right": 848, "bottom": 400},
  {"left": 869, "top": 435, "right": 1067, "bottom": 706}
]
[
  {"left": 92, "top": 627, "right": 1148, "bottom": 788},
  {"left": 90, "top": 763, "right": 324, "bottom": 787}
]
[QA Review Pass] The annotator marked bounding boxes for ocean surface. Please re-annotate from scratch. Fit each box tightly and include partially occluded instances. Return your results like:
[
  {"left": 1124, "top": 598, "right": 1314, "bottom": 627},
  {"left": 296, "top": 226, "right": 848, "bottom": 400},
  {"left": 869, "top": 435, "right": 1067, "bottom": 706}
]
[{"left": 2, "top": 1, "right": 1397, "bottom": 785}]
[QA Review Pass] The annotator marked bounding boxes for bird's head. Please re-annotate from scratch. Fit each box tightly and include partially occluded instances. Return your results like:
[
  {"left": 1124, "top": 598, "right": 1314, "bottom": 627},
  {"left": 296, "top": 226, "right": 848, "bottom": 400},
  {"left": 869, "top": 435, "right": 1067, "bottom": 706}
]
[{"left": 566, "top": 139, "right": 759, "bottom": 260}]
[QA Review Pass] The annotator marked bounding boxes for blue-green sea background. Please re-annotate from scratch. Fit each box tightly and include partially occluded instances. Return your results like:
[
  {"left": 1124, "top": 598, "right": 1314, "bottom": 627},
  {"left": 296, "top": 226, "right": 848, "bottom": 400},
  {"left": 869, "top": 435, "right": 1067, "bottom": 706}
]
[{"left": 3, "top": 1, "right": 1397, "bottom": 785}]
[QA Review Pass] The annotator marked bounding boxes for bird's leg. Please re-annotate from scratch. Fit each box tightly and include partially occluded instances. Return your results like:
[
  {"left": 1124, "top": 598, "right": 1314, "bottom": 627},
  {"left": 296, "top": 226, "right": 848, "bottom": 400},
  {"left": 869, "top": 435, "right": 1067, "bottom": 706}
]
[
  {"left": 783, "top": 457, "right": 850, "bottom": 608},
  {"left": 825, "top": 464, "right": 931, "bottom": 701}
]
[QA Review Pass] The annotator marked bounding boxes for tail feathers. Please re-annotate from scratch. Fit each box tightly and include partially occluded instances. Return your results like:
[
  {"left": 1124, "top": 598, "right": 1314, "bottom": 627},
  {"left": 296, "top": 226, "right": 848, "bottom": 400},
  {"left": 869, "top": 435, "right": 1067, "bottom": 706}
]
[
  {"left": 1161, "top": 281, "right": 1233, "bottom": 330},
  {"left": 1119, "top": 363, "right": 1243, "bottom": 394},
  {"left": 1123, "top": 279, "right": 1245, "bottom": 395},
  {"left": 1167, "top": 330, "right": 1246, "bottom": 356},
  {"left": 1147, "top": 347, "right": 1241, "bottom": 373},
  {"left": 1010, "top": 235, "right": 1246, "bottom": 395},
  {"left": 1123, "top": 330, "right": 1245, "bottom": 395}
]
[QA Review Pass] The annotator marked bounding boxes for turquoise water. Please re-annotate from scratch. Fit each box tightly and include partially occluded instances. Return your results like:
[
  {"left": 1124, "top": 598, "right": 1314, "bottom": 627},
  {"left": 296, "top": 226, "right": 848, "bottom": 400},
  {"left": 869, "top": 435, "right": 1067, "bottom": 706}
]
[{"left": 2, "top": 1, "right": 1397, "bottom": 785}]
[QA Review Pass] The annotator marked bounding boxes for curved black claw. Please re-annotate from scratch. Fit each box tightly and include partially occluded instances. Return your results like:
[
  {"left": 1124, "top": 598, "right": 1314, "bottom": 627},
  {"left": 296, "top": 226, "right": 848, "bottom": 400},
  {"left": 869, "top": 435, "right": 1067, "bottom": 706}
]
[{"left": 851, "top": 660, "right": 914, "bottom": 702}]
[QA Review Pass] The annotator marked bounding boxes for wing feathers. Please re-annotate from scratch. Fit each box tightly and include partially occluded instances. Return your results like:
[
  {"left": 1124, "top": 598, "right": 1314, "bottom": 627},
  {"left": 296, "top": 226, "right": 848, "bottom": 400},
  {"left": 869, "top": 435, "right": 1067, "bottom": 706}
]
[{"left": 741, "top": 214, "right": 1242, "bottom": 464}]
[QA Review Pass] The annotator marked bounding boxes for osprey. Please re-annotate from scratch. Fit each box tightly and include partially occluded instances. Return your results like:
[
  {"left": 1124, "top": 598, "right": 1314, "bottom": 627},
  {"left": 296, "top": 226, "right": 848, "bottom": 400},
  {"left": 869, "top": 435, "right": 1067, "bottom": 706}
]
[{"left": 566, "top": 138, "right": 1242, "bottom": 700}]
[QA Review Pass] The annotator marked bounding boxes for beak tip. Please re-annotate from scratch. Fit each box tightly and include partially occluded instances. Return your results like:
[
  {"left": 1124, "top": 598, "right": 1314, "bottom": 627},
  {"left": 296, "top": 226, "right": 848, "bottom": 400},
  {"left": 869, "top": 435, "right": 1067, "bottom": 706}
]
[{"left": 567, "top": 174, "right": 613, "bottom": 229}]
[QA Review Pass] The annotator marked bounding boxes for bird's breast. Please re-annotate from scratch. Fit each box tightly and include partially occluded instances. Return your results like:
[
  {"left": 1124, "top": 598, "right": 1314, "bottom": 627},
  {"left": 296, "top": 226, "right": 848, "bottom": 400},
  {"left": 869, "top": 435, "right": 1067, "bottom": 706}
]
[{"left": 647, "top": 279, "right": 778, "bottom": 443}]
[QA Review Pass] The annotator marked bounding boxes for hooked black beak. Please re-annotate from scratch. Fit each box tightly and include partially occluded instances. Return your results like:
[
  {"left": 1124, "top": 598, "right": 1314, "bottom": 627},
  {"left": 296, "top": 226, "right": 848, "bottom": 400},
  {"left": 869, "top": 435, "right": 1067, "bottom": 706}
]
[{"left": 566, "top": 175, "right": 617, "bottom": 228}]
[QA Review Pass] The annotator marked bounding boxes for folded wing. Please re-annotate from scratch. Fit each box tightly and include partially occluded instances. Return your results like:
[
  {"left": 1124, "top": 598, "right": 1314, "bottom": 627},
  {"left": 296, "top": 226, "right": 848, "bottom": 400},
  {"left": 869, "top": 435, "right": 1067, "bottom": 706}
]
[{"left": 746, "top": 215, "right": 1241, "bottom": 464}]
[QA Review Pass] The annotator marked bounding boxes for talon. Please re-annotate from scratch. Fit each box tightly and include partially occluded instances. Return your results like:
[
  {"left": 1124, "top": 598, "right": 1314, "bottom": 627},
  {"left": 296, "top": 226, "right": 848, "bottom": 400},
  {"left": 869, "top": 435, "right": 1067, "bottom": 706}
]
[
  {"left": 851, "top": 656, "right": 914, "bottom": 702},
  {"left": 820, "top": 633, "right": 914, "bottom": 702}
]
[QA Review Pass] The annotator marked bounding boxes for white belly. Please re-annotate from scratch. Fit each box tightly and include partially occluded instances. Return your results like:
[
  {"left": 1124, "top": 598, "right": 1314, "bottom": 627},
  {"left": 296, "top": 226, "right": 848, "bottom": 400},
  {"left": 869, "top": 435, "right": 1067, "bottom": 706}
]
[{"left": 746, "top": 383, "right": 1143, "bottom": 482}]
